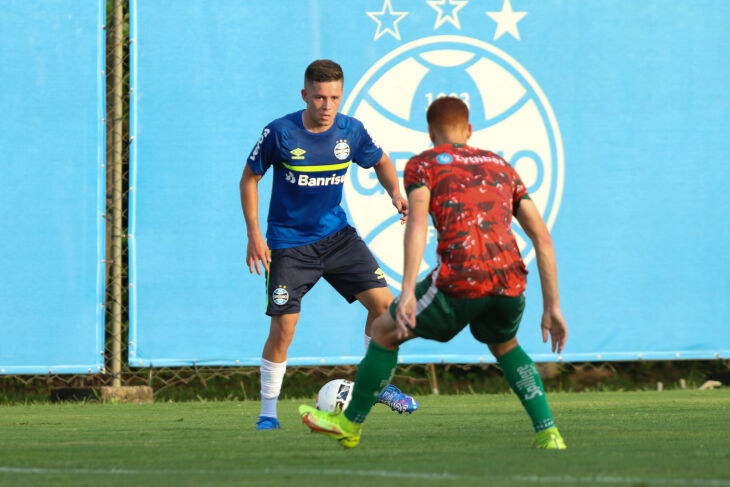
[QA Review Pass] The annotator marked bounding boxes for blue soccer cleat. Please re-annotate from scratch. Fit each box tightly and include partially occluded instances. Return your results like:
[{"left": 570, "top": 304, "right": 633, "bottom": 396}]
[
  {"left": 376, "top": 384, "right": 419, "bottom": 414},
  {"left": 255, "top": 416, "right": 281, "bottom": 430}
]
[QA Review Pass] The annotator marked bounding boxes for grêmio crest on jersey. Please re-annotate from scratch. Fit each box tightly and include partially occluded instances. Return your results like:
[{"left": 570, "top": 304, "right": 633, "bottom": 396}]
[{"left": 334, "top": 140, "right": 351, "bottom": 161}]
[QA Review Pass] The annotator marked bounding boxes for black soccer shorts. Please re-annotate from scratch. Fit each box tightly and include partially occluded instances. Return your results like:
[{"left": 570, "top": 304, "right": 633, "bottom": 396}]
[{"left": 264, "top": 225, "right": 388, "bottom": 316}]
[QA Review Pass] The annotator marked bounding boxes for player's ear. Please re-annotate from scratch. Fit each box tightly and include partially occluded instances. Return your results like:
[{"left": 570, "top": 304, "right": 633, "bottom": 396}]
[
  {"left": 466, "top": 123, "right": 473, "bottom": 140},
  {"left": 301, "top": 88, "right": 308, "bottom": 103},
  {"left": 428, "top": 125, "right": 436, "bottom": 143}
]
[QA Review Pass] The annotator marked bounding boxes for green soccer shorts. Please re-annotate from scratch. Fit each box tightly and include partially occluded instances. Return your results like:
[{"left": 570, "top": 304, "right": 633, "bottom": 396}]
[{"left": 389, "top": 276, "right": 526, "bottom": 345}]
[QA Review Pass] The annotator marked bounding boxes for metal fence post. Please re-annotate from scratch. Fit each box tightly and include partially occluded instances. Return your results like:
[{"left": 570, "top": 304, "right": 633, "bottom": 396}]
[{"left": 109, "top": 0, "right": 125, "bottom": 388}]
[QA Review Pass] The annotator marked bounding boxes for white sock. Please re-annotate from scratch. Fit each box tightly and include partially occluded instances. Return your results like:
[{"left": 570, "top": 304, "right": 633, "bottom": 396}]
[
  {"left": 364, "top": 334, "right": 372, "bottom": 351},
  {"left": 260, "top": 358, "right": 286, "bottom": 418}
]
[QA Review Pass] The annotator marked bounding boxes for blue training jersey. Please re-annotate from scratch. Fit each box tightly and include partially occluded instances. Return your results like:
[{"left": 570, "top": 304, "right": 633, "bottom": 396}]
[{"left": 247, "top": 110, "right": 383, "bottom": 249}]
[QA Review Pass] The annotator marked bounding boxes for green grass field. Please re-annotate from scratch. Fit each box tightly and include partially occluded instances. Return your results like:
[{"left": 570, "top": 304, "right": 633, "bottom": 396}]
[{"left": 1, "top": 390, "right": 729, "bottom": 487}]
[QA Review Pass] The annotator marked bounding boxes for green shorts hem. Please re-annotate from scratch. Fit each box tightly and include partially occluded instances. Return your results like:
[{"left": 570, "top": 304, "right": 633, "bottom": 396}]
[{"left": 389, "top": 277, "right": 525, "bottom": 345}]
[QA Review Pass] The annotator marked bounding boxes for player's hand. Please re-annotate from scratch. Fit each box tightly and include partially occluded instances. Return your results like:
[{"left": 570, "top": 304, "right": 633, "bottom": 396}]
[
  {"left": 246, "top": 234, "right": 271, "bottom": 275},
  {"left": 392, "top": 193, "right": 409, "bottom": 224},
  {"left": 394, "top": 290, "right": 417, "bottom": 339},
  {"left": 541, "top": 307, "right": 567, "bottom": 354}
]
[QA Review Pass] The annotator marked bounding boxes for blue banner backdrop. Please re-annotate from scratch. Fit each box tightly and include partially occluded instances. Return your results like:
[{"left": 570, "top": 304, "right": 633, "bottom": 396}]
[
  {"left": 129, "top": 0, "right": 729, "bottom": 366},
  {"left": 0, "top": 1, "right": 106, "bottom": 374}
]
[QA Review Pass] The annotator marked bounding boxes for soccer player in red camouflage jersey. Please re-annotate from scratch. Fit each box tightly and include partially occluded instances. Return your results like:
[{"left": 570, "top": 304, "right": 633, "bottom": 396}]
[{"left": 299, "top": 96, "right": 568, "bottom": 449}]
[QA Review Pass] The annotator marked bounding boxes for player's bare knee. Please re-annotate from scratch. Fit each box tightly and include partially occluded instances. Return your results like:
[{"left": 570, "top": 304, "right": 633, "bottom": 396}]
[
  {"left": 372, "top": 333, "right": 398, "bottom": 350},
  {"left": 371, "top": 313, "right": 400, "bottom": 349},
  {"left": 356, "top": 287, "right": 393, "bottom": 314},
  {"left": 369, "top": 302, "right": 389, "bottom": 317},
  {"left": 277, "top": 329, "right": 296, "bottom": 347},
  {"left": 488, "top": 338, "right": 519, "bottom": 358},
  {"left": 265, "top": 330, "right": 294, "bottom": 350},
  {"left": 268, "top": 315, "right": 297, "bottom": 344}
]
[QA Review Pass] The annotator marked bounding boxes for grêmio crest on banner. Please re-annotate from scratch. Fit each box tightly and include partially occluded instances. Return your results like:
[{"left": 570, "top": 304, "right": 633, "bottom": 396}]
[{"left": 341, "top": 0, "right": 564, "bottom": 290}]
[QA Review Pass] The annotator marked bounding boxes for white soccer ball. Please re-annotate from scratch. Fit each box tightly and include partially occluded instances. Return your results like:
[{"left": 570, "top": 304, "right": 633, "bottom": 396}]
[{"left": 315, "top": 379, "right": 353, "bottom": 413}]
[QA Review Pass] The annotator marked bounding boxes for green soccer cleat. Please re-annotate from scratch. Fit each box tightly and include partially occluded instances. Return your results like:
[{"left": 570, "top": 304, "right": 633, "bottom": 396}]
[
  {"left": 533, "top": 427, "right": 567, "bottom": 450},
  {"left": 299, "top": 405, "right": 362, "bottom": 449}
]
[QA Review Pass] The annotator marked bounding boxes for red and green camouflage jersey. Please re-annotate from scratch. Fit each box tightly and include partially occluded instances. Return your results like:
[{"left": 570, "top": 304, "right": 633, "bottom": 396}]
[{"left": 404, "top": 143, "right": 530, "bottom": 298}]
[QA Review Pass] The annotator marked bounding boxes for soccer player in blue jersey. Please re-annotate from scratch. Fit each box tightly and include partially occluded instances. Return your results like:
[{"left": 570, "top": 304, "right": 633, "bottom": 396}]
[{"left": 240, "top": 60, "right": 419, "bottom": 430}]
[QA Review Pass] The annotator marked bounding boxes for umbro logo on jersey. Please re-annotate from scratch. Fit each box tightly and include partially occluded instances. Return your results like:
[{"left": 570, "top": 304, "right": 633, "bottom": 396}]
[
  {"left": 285, "top": 171, "right": 296, "bottom": 184},
  {"left": 290, "top": 148, "right": 306, "bottom": 160}
]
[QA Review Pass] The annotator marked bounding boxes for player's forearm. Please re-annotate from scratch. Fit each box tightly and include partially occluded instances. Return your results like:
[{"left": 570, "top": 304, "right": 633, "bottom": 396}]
[
  {"left": 240, "top": 174, "right": 262, "bottom": 238},
  {"left": 533, "top": 235, "right": 561, "bottom": 311},
  {"left": 373, "top": 158, "right": 402, "bottom": 199},
  {"left": 402, "top": 214, "right": 428, "bottom": 292},
  {"left": 515, "top": 198, "right": 561, "bottom": 310}
]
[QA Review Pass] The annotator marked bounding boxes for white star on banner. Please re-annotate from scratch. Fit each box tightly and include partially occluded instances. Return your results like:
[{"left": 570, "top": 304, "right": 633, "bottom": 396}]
[
  {"left": 486, "top": 0, "right": 527, "bottom": 40},
  {"left": 427, "top": 0, "right": 468, "bottom": 30},
  {"left": 367, "top": 0, "right": 409, "bottom": 41}
]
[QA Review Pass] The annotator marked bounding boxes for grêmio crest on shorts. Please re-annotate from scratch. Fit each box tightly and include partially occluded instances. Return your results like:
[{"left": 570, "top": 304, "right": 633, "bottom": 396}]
[
  {"left": 247, "top": 110, "right": 383, "bottom": 249},
  {"left": 404, "top": 143, "right": 529, "bottom": 298}
]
